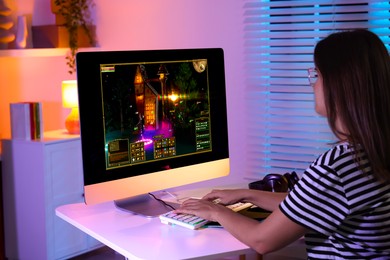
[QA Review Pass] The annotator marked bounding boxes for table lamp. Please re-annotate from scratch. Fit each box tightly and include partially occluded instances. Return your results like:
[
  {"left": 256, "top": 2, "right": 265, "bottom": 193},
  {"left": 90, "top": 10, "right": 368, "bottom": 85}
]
[{"left": 62, "top": 80, "right": 80, "bottom": 134}]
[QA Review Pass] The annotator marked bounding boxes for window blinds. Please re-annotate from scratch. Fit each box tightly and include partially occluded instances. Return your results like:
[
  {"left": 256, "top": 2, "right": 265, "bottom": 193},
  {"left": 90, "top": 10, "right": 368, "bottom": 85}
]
[{"left": 243, "top": 0, "right": 390, "bottom": 177}]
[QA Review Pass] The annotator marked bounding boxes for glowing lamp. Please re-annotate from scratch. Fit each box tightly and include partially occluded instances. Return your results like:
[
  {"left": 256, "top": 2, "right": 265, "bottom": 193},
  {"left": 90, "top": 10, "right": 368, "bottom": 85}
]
[
  {"left": 62, "top": 80, "right": 80, "bottom": 134},
  {"left": 169, "top": 92, "right": 178, "bottom": 102}
]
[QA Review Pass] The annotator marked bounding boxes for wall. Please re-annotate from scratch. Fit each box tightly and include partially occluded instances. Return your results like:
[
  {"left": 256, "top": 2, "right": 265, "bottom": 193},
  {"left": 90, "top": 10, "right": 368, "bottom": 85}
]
[{"left": 0, "top": 0, "right": 246, "bottom": 176}]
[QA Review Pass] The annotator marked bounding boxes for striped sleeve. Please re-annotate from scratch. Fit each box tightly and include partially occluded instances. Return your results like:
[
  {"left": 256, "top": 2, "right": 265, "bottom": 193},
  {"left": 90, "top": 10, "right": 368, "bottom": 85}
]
[
  {"left": 280, "top": 148, "right": 349, "bottom": 236},
  {"left": 280, "top": 144, "right": 390, "bottom": 258}
]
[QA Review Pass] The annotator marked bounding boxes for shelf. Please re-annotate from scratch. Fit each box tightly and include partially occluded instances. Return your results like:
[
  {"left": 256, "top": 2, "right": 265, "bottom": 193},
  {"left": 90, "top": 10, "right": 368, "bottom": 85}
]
[
  {"left": 0, "top": 47, "right": 100, "bottom": 58},
  {"left": 0, "top": 48, "right": 68, "bottom": 57}
]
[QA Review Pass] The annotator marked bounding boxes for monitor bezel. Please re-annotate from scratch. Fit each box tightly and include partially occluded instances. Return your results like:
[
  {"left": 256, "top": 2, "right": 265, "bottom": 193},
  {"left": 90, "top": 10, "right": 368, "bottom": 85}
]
[{"left": 76, "top": 48, "right": 229, "bottom": 206}]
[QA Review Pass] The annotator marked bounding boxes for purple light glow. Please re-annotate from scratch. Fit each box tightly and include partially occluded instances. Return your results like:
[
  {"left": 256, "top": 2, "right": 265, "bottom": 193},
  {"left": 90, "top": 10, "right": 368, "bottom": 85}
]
[{"left": 136, "top": 138, "right": 153, "bottom": 146}]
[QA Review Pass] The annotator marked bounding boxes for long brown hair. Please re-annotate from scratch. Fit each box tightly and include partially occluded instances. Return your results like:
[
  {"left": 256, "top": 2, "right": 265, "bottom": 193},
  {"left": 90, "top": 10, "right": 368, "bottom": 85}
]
[{"left": 314, "top": 29, "right": 390, "bottom": 182}]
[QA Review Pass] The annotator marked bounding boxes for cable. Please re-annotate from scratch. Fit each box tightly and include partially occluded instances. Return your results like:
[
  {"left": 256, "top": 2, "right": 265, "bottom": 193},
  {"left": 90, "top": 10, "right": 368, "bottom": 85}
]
[{"left": 148, "top": 192, "right": 176, "bottom": 211}]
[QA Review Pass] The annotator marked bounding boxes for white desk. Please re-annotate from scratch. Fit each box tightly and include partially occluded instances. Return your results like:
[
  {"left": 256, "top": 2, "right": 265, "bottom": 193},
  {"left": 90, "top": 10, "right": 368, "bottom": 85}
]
[
  {"left": 56, "top": 200, "right": 254, "bottom": 260},
  {"left": 56, "top": 178, "right": 307, "bottom": 260},
  {"left": 55, "top": 178, "right": 259, "bottom": 259}
]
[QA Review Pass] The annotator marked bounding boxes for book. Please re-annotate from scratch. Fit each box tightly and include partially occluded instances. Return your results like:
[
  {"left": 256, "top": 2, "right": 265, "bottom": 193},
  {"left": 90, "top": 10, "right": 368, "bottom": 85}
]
[{"left": 10, "top": 102, "right": 43, "bottom": 140}]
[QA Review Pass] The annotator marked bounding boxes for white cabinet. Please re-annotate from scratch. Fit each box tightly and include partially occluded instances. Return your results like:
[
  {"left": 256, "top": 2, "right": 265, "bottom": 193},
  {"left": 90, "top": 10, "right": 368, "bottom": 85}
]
[{"left": 1, "top": 130, "right": 101, "bottom": 260}]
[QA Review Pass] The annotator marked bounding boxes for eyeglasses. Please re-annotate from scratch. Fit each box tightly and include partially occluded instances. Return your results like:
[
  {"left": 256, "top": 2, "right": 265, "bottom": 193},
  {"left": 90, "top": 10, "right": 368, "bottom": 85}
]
[{"left": 307, "top": 67, "right": 318, "bottom": 86}]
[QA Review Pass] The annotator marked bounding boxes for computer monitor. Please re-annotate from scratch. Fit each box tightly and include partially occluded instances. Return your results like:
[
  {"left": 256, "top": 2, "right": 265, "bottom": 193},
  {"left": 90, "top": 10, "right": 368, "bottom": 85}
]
[{"left": 76, "top": 48, "right": 229, "bottom": 217}]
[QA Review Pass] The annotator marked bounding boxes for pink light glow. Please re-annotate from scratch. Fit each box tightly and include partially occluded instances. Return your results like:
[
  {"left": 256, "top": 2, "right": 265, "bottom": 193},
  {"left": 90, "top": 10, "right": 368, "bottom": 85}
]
[{"left": 136, "top": 138, "right": 153, "bottom": 146}]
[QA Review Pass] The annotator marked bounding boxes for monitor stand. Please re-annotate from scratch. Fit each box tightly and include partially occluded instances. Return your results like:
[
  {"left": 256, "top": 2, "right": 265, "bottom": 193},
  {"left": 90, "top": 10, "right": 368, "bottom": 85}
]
[{"left": 114, "top": 194, "right": 179, "bottom": 218}]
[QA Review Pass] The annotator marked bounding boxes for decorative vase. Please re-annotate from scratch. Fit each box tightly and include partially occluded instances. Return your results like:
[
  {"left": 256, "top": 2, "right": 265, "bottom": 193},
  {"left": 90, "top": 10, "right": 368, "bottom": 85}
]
[{"left": 15, "top": 15, "right": 27, "bottom": 49}]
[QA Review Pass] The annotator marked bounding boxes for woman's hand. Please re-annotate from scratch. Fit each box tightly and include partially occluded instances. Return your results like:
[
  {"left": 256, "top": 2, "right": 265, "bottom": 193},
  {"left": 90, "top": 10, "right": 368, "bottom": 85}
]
[
  {"left": 202, "top": 189, "right": 247, "bottom": 205},
  {"left": 175, "top": 189, "right": 307, "bottom": 255},
  {"left": 174, "top": 198, "right": 230, "bottom": 222},
  {"left": 204, "top": 188, "right": 288, "bottom": 212}
]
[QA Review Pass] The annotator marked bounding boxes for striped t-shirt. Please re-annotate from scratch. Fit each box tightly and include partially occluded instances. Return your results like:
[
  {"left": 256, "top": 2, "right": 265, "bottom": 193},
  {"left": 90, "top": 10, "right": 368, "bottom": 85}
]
[{"left": 280, "top": 142, "right": 390, "bottom": 259}]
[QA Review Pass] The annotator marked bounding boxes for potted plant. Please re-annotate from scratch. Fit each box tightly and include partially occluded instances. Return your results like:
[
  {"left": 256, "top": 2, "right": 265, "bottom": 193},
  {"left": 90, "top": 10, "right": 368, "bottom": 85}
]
[{"left": 51, "top": 0, "right": 97, "bottom": 74}]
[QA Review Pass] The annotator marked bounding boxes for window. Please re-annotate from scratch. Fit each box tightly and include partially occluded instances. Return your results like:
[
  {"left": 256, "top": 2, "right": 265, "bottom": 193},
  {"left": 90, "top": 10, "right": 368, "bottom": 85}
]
[{"left": 243, "top": 0, "right": 390, "bottom": 176}]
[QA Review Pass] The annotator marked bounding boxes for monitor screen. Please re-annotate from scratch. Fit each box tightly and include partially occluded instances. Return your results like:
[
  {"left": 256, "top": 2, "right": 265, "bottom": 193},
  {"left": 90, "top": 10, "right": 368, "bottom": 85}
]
[{"left": 76, "top": 48, "right": 229, "bottom": 217}]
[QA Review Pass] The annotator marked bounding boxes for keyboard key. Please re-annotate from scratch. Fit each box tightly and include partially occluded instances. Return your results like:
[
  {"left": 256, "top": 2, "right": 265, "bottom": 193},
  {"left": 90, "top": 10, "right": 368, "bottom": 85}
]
[{"left": 159, "top": 202, "right": 253, "bottom": 230}]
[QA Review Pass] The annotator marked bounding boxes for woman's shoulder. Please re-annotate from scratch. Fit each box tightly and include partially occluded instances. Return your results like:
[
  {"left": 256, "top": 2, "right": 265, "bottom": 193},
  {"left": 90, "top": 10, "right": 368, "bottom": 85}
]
[{"left": 313, "top": 141, "right": 355, "bottom": 166}]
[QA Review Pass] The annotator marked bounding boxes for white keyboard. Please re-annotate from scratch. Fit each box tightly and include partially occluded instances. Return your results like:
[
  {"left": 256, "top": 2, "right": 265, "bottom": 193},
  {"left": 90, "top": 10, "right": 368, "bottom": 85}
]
[{"left": 159, "top": 202, "right": 253, "bottom": 230}]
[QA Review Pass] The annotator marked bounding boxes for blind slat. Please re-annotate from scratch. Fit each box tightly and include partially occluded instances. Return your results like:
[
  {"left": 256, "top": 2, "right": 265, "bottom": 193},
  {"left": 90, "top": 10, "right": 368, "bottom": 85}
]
[{"left": 244, "top": 0, "right": 390, "bottom": 177}]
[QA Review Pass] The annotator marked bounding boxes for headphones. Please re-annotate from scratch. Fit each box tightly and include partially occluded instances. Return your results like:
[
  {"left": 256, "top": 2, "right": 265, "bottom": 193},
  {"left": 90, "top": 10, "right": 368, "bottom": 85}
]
[{"left": 248, "top": 171, "right": 299, "bottom": 192}]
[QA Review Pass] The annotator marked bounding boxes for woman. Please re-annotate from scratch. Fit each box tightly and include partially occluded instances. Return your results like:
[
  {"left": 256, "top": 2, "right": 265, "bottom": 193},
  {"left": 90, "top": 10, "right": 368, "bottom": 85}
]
[{"left": 175, "top": 29, "right": 390, "bottom": 259}]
